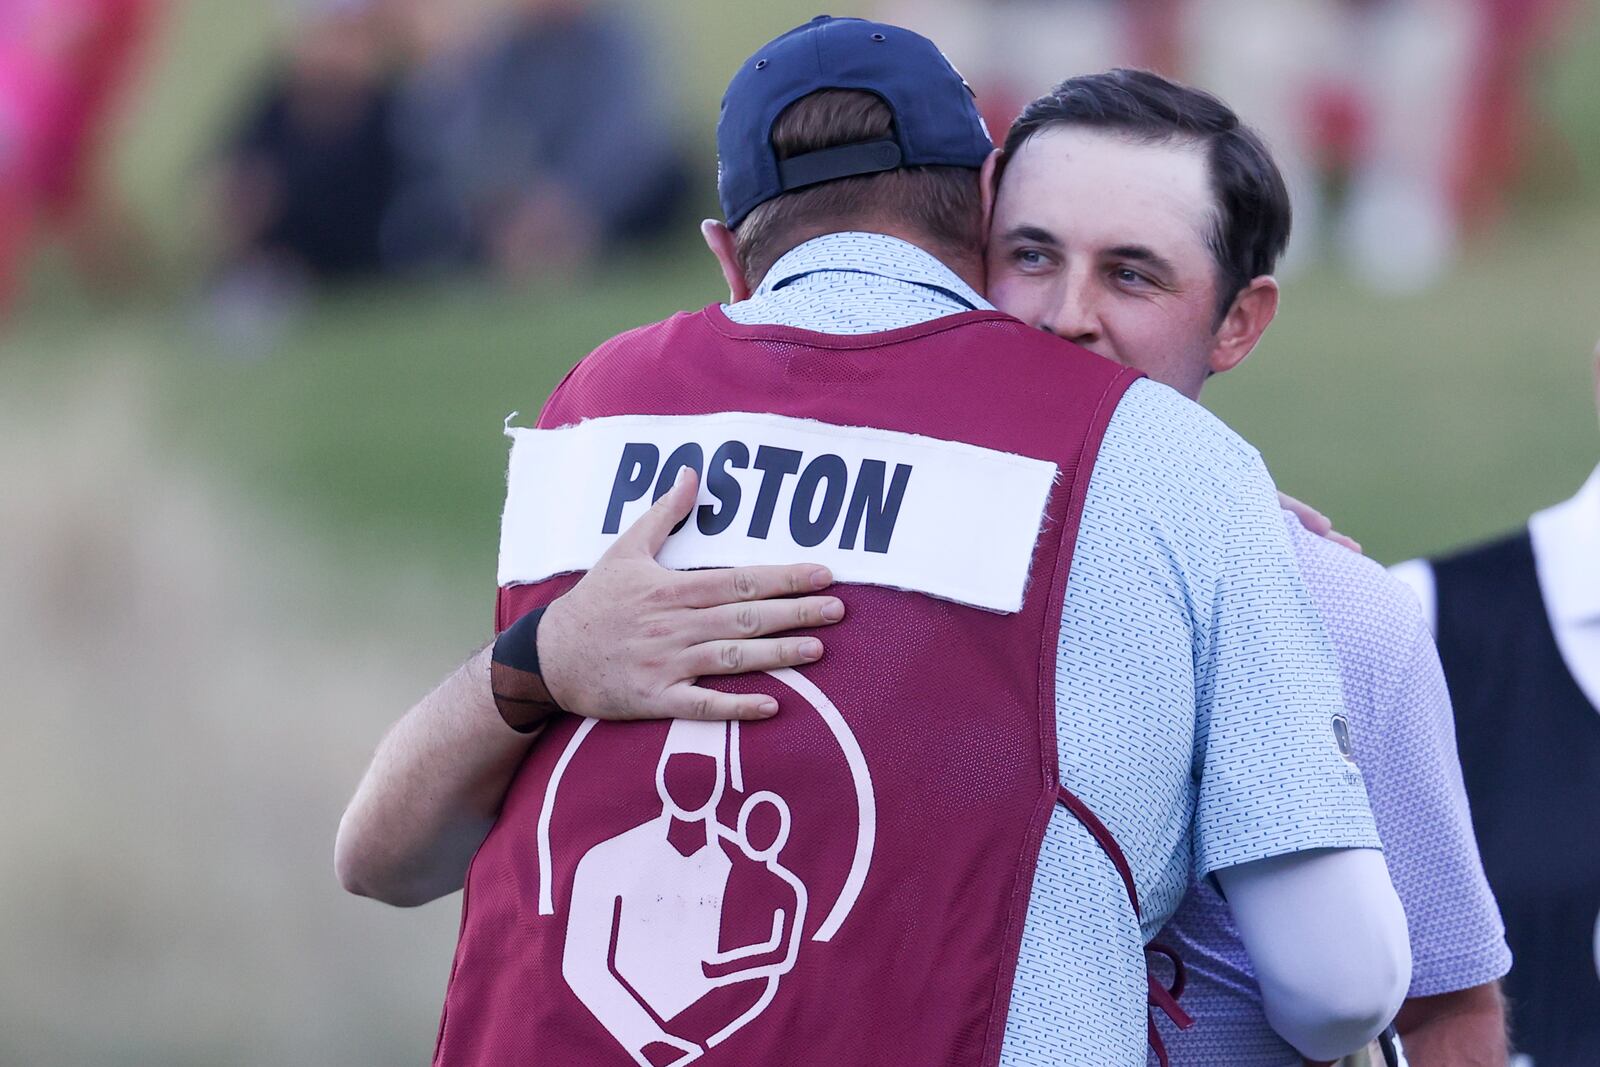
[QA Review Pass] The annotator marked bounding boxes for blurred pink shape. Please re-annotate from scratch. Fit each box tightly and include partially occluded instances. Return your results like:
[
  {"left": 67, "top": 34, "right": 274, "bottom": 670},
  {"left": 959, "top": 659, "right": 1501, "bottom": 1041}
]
[{"left": 0, "top": 0, "right": 158, "bottom": 312}]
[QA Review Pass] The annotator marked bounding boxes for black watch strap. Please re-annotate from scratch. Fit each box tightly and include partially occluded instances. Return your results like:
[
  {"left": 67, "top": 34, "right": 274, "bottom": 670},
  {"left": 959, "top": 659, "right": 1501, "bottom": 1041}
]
[
  {"left": 490, "top": 607, "right": 560, "bottom": 733},
  {"left": 1377, "top": 1025, "right": 1402, "bottom": 1067}
]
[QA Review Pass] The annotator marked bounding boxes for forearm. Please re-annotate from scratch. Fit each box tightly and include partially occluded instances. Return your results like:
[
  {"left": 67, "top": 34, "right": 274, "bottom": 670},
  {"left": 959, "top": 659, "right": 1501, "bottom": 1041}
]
[
  {"left": 1394, "top": 985, "right": 1508, "bottom": 1067},
  {"left": 332, "top": 475, "right": 843, "bottom": 904},
  {"left": 1218, "top": 848, "right": 1412, "bottom": 1061},
  {"left": 1299, "top": 988, "right": 1508, "bottom": 1066},
  {"left": 335, "top": 645, "right": 536, "bottom": 906}
]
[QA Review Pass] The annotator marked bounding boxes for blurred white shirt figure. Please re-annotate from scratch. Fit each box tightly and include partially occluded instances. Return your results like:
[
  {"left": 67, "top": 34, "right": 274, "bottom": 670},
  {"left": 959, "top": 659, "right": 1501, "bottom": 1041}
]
[
  {"left": 1181, "top": 0, "right": 1483, "bottom": 291},
  {"left": 876, "top": 0, "right": 1140, "bottom": 132}
]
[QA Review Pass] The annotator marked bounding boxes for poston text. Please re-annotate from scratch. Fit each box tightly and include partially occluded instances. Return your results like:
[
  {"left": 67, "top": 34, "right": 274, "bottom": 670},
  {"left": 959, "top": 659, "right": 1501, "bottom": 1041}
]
[{"left": 602, "top": 441, "right": 913, "bottom": 553}]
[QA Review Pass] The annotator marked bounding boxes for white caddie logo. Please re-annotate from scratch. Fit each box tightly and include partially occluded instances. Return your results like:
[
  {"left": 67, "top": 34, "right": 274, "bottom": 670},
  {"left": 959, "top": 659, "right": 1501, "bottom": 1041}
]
[{"left": 535, "top": 668, "right": 876, "bottom": 1066}]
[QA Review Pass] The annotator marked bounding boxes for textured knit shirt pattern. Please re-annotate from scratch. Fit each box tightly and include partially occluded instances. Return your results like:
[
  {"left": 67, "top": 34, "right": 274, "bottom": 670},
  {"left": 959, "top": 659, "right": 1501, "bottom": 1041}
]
[
  {"left": 725, "top": 233, "right": 1381, "bottom": 1065},
  {"left": 1151, "top": 515, "right": 1512, "bottom": 1066}
]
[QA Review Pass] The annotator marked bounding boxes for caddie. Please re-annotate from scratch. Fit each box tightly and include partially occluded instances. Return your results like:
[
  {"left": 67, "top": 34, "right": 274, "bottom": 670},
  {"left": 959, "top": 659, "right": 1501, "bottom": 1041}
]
[{"left": 337, "top": 17, "right": 1409, "bottom": 1066}]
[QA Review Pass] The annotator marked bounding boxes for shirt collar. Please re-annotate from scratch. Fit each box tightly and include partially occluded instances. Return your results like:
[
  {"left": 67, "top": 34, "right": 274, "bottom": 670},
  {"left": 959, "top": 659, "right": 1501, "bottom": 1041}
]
[
  {"left": 1530, "top": 461, "right": 1600, "bottom": 625},
  {"left": 754, "top": 231, "right": 993, "bottom": 311}
]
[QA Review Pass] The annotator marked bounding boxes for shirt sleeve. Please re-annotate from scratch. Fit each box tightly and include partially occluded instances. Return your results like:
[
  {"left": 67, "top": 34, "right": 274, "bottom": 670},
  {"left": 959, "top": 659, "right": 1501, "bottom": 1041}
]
[
  {"left": 1387, "top": 558, "right": 1438, "bottom": 635},
  {"left": 1353, "top": 598, "right": 1513, "bottom": 995},
  {"left": 1187, "top": 429, "right": 1382, "bottom": 878},
  {"left": 1052, "top": 379, "right": 1381, "bottom": 919}
]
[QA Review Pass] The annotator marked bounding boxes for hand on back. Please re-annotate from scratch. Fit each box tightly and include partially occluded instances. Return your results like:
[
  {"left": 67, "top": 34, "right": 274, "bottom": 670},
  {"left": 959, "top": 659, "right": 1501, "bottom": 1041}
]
[
  {"left": 1278, "top": 491, "right": 1363, "bottom": 554},
  {"left": 539, "top": 468, "right": 846, "bottom": 722}
]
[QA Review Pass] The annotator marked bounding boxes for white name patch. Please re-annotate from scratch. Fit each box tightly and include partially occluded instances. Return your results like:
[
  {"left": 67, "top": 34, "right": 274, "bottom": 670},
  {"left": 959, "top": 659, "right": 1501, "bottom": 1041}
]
[{"left": 497, "top": 412, "right": 1058, "bottom": 613}]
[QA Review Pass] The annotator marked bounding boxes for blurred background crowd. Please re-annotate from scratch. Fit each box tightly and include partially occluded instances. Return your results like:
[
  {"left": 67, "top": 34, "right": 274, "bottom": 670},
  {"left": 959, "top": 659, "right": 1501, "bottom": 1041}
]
[
  {"left": 2, "top": 0, "right": 1597, "bottom": 1064},
  {"left": 3, "top": 0, "right": 697, "bottom": 336}
]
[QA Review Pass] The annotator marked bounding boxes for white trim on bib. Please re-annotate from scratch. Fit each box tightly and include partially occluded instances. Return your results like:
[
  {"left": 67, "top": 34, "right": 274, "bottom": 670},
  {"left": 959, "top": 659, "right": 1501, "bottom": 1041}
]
[{"left": 498, "top": 412, "right": 1058, "bottom": 614}]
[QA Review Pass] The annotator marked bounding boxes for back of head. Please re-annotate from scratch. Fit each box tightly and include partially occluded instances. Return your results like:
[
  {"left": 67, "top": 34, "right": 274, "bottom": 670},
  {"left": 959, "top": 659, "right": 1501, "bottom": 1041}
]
[
  {"left": 716, "top": 17, "right": 993, "bottom": 287},
  {"left": 734, "top": 90, "right": 985, "bottom": 285},
  {"left": 1002, "top": 69, "right": 1290, "bottom": 321}
]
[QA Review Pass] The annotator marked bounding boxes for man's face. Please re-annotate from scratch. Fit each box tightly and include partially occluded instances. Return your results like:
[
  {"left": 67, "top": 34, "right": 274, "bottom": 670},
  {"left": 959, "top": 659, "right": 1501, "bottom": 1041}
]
[{"left": 986, "top": 126, "right": 1228, "bottom": 401}]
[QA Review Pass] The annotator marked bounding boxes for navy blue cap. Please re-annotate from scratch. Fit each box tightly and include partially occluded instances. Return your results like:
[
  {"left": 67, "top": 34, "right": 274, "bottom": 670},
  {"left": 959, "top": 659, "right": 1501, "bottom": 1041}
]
[{"left": 717, "top": 15, "right": 993, "bottom": 228}]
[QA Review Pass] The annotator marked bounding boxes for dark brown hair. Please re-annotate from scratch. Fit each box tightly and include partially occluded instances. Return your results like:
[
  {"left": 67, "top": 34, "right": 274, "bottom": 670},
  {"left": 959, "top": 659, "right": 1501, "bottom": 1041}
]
[
  {"left": 733, "top": 90, "right": 984, "bottom": 285},
  {"left": 1001, "top": 69, "right": 1291, "bottom": 323}
]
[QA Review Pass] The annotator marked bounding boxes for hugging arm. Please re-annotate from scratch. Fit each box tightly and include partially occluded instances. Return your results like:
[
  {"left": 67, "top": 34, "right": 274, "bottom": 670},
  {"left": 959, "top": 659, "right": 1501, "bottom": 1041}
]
[
  {"left": 335, "top": 473, "right": 844, "bottom": 906},
  {"left": 1186, "top": 424, "right": 1409, "bottom": 1058},
  {"left": 1218, "top": 849, "right": 1411, "bottom": 1062},
  {"left": 1392, "top": 984, "right": 1507, "bottom": 1067},
  {"left": 334, "top": 643, "right": 531, "bottom": 907},
  {"left": 1324, "top": 590, "right": 1509, "bottom": 1067}
]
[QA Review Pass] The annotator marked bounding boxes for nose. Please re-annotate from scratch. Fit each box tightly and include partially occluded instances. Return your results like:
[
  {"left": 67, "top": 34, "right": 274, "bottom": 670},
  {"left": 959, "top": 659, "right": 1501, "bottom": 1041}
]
[{"left": 1042, "top": 276, "right": 1101, "bottom": 347}]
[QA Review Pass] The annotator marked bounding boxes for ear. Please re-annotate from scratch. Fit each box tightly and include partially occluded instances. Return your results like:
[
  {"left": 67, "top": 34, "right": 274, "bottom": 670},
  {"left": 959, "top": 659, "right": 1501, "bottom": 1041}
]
[
  {"left": 1208, "top": 275, "right": 1279, "bottom": 377},
  {"left": 701, "top": 219, "right": 750, "bottom": 303},
  {"left": 979, "top": 148, "right": 1003, "bottom": 238}
]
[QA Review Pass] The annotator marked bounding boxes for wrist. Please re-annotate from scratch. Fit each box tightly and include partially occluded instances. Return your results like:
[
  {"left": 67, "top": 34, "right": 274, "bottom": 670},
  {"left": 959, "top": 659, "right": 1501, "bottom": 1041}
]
[
  {"left": 490, "top": 606, "right": 562, "bottom": 732},
  {"left": 533, "top": 593, "right": 577, "bottom": 713}
]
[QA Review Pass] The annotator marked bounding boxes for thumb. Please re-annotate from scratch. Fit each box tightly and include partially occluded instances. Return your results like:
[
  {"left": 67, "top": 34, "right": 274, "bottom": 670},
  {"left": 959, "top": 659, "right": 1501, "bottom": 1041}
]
[{"left": 612, "top": 466, "right": 699, "bottom": 558}]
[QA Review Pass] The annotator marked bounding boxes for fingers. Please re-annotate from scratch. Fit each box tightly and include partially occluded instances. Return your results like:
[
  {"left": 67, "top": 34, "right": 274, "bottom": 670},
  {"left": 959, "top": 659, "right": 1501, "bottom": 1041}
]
[
  {"left": 680, "top": 636, "right": 825, "bottom": 679},
  {"left": 1279, "top": 491, "right": 1332, "bottom": 536},
  {"left": 1329, "top": 531, "right": 1364, "bottom": 555},
  {"left": 692, "top": 595, "right": 845, "bottom": 641},
  {"left": 611, "top": 466, "right": 699, "bottom": 557},
  {"left": 1278, "top": 491, "right": 1362, "bottom": 552},
  {"left": 665, "top": 686, "right": 781, "bottom": 721},
  {"left": 677, "top": 563, "right": 833, "bottom": 609},
  {"left": 1302, "top": 510, "right": 1333, "bottom": 536}
]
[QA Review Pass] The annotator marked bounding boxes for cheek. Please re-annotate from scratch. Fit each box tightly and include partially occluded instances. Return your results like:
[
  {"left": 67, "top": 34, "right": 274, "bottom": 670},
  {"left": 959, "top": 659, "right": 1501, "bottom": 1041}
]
[
  {"left": 1102, "top": 304, "right": 1215, "bottom": 382},
  {"left": 986, "top": 272, "right": 1049, "bottom": 327},
  {"left": 1105, "top": 306, "right": 1175, "bottom": 350}
]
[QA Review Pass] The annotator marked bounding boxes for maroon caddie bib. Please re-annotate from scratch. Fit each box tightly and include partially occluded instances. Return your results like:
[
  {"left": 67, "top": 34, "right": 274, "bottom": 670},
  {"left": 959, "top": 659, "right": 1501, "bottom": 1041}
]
[{"left": 434, "top": 306, "right": 1141, "bottom": 1066}]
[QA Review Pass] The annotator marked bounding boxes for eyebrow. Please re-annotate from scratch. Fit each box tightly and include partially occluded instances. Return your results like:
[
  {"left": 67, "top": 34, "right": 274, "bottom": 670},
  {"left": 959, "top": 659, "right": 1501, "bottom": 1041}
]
[
  {"left": 1000, "top": 224, "right": 1061, "bottom": 248},
  {"left": 1106, "top": 244, "right": 1178, "bottom": 279}
]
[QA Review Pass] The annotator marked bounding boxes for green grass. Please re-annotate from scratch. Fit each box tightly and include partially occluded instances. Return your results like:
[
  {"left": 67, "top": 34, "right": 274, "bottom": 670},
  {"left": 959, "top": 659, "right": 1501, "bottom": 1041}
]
[
  {"left": 162, "top": 255, "right": 724, "bottom": 586},
  {"left": 1206, "top": 204, "right": 1600, "bottom": 563},
  {"left": 11, "top": 203, "right": 1595, "bottom": 596}
]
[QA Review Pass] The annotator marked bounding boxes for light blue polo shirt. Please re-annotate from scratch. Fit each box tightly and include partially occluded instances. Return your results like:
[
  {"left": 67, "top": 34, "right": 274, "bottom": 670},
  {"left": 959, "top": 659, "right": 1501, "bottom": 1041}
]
[
  {"left": 725, "top": 233, "right": 1380, "bottom": 1065},
  {"left": 1150, "top": 516, "right": 1511, "bottom": 1065}
]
